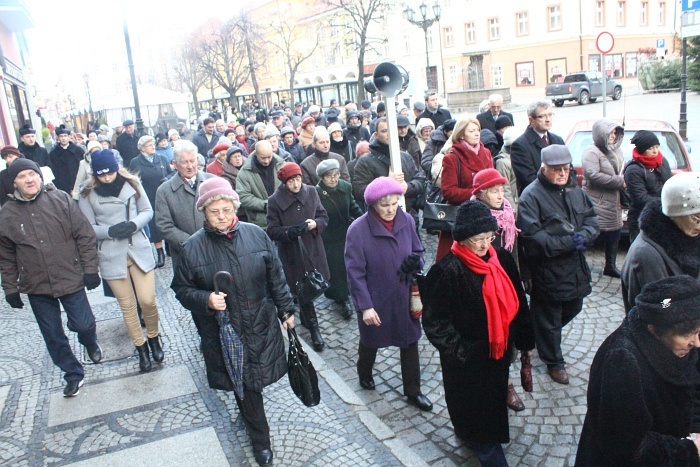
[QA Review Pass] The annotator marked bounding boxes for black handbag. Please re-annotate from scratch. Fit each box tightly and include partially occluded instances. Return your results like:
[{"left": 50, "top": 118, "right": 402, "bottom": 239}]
[
  {"left": 287, "top": 327, "right": 320, "bottom": 407},
  {"left": 422, "top": 158, "right": 462, "bottom": 232},
  {"left": 295, "top": 237, "right": 330, "bottom": 306}
]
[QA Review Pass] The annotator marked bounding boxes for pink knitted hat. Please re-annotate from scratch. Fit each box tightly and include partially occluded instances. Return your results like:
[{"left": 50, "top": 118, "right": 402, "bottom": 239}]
[
  {"left": 196, "top": 177, "right": 239, "bottom": 211},
  {"left": 364, "top": 176, "right": 404, "bottom": 206}
]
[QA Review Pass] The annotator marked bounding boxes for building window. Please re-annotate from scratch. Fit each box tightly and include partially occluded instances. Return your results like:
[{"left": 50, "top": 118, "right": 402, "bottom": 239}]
[
  {"left": 605, "top": 53, "right": 624, "bottom": 78},
  {"left": 426, "top": 28, "right": 434, "bottom": 51},
  {"left": 443, "top": 26, "right": 454, "bottom": 47},
  {"left": 617, "top": 1, "right": 626, "bottom": 26},
  {"left": 596, "top": 1, "right": 605, "bottom": 26},
  {"left": 547, "top": 58, "right": 567, "bottom": 83},
  {"left": 625, "top": 52, "right": 638, "bottom": 77},
  {"left": 589, "top": 54, "right": 601, "bottom": 72},
  {"left": 488, "top": 17, "right": 500, "bottom": 40},
  {"left": 403, "top": 34, "right": 411, "bottom": 55},
  {"left": 516, "top": 61, "right": 535, "bottom": 86},
  {"left": 516, "top": 11, "right": 529, "bottom": 36},
  {"left": 491, "top": 65, "right": 503, "bottom": 87},
  {"left": 465, "top": 21, "right": 476, "bottom": 43},
  {"left": 448, "top": 65, "right": 457, "bottom": 86},
  {"left": 640, "top": 1, "right": 648, "bottom": 25},
  {"left": 548, "top": 5, "right": 562, "bottom": 30},
  {"left": 658, "top": 1, "right": 665, "bottom": 25}
]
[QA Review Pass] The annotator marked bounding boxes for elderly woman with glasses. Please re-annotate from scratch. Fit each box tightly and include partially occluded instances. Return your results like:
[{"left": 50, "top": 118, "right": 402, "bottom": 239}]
[
  {"left": 422, "top": 201, "right": 534, "bottom": 466},
  {"left": 129, "top": 135, "right": 173, "bottom": 268},
  {"left": 171, "top": 177, "right": 295, "bottom": 467}
]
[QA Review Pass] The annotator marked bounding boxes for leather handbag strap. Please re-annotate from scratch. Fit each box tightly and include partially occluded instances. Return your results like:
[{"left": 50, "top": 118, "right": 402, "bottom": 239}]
[{"left": 297, "top": 236, "right": 316, "bottom": 273}]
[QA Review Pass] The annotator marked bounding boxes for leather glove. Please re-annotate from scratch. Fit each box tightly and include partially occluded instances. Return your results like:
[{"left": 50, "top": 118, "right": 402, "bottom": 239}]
[
  {"left": 5, "top": 292, "right": 24, "bottom": 309},
  {"left": 397, "top": 253, "right": 422, "bottom": 282},
  {"left": 571, "top": 232, "right": 587, "bottom": 252},
  {"left": 287, "top": 223, "right": 308, "bottom": 240},
  {"left": 83, "top": 273, "right": 101, "bottom": 291},
  {"left": 108, "top": 222, "right": 137, "bottom": 239}
]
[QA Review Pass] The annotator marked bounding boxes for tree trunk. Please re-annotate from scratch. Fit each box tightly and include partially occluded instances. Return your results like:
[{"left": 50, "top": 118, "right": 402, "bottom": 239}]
[
  {"left": 357, "top": 40, "right": 366, "bottom": 107},
  {"left": 192, "top": 89, "right": 200, "bottom": 122},
  {"left": 244, "top": 34, "right": 261, "bottom": 102},
  {"left": 289, "top": 74, "right": 296, "bottom": 107}
]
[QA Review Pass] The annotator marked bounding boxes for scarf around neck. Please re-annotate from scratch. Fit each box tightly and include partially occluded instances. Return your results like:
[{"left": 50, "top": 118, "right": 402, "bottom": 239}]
[
  {"left": 450, "top": 241, "right": 519, "bottom": 359},
  {"left": 94, "top": 173, "right": 127, "bottom": 198},
  {"left": 468, "top": 198, "right": 520, "bottom": 252},
  {"left": 371, "top": 206, "right": 395, "bottom": 233},
  {"left": 632, "top": 147, "right": 664, "bottom": 169}
]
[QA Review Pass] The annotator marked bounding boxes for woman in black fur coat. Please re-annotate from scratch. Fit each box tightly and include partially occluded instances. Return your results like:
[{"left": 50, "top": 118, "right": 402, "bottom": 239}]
[{"left": 576, "top": 275, "right": 700, "bottom": 466}]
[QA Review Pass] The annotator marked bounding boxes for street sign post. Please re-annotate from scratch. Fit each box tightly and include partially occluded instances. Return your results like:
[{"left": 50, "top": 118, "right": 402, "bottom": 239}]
[{"left": 596, "top": 32, "right": 615, "bottom": 117}]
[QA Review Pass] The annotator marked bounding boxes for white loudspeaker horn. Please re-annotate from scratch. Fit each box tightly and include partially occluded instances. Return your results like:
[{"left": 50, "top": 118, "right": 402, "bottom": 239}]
[{"left": 372, "top": 63, "right": 410, "bottom": 98}]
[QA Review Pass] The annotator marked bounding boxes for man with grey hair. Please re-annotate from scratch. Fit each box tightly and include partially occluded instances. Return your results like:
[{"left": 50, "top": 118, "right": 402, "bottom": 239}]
[
  {"left": 510, "top": 100, "right": 564, "bottom": 195},
  {"left": 235, "top": 140, "right": 286, "bottom": 229},
  {"left": 155, "top": 140, "right": 215, "bottom": 266},
  {"left": 299, "top": 127, "right": 350, "bottom": 186},
  {"left": 115, "top": 119, "right": 140, "bottom": 166},
  {"left": 416, "top": 91, "right": 452, "bottom": 128},
  {"left": 477, "top": 93, "right": 514, "bottom": 135}
]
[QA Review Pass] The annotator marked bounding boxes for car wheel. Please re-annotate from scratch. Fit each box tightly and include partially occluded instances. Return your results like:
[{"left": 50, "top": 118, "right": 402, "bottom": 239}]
[
  {"left": 578, "top": 90, "right": 589, "bottom": 105},
  {"left": 612, "top": 86, "right": 622, "bottom": 100},
  {"left": 553, "top": 100, "right": 564, "bottom": 107}
]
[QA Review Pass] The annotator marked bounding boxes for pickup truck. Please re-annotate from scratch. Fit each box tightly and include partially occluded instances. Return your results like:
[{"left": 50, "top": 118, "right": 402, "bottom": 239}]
[{"left": 545, "top": 71, "right": 622, "bottom": 107}]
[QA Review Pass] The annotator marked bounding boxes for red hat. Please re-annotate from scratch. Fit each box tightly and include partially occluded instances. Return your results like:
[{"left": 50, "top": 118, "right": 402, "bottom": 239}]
[
  {"left": 212, "top": 143, "right": 230, "bottom": 155},
  {"left": 472, "top": 168, "right": 507, "bottom": 195},
  {"left": 301, "top": 116, "right": 315, "bottom": 129},
  {"left": 276, "top": 162, "right": 302, "bottom": 183}
]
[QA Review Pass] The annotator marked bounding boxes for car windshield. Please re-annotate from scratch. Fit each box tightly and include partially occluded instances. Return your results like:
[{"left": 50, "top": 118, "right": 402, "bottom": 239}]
[{"left": 567, "top": 130, "right": 687, "bottom": 170}]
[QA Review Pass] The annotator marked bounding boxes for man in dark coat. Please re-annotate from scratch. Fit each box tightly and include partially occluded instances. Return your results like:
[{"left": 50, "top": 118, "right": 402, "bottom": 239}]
[
  {"left": 0, "top": 159, "right": 103, "bottom": 397},
  {"left": 510, "top": 100, "right": 565, "bottom": 195},
  {"left": 476, "top": 93, "right": 514, "bottom": 134},
  {"left": 115, "top": 119, "right": 140, "bottom": 167},
  {"left": 420, "top": 119, "right": 456, "bottom": 175},
  {"left": 352, "top": 118, "right": 425, "bottom": 223},
  {"left": 517, "top": 145, "right": 599, "bottom": 385},
  {"left": 397, "top": 115, "right": 422, "bottom": 169},
  {"left": 299, "top": 128, "right": 350, "bottom": 186},
  {"left": 177, "top": 122, "right": 195, "bottom": 141},
  {"left": 18, "top": 124, "right": 49, "bottom": 167},
  {"left": 0, "top": 146, "right": 24, "bottom": 205},
  {"left": 49, "top": 125, "right": 84, "bottom": 194},
  {"left": 192, "top": 117, "right": 221, "bottom": 158},
  {"left": 280, "top": 127, "right": 305, "bottom": 164},
  {"left": 416, "top": 91, "right": 452, "bottom": 128}
]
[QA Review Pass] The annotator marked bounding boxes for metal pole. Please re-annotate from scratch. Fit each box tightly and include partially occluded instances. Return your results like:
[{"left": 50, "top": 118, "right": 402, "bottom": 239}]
[
  {"left": 122, "top": 12, "right": 144, "bottom": 135},
  {"left": 680, "top": 37, "right": 688, "bottom": 141},
  {"left": 438, "top": 20, "right": 446, "bottom": 98},
  {"left": 602, "top": 54, "right": 607, "bottom": 118},
  {"left": 423, "top": 25, "right": 431, "bottom": 90},
  {"left": 384, "top": 95, "right": 406, "bottom": 210}
]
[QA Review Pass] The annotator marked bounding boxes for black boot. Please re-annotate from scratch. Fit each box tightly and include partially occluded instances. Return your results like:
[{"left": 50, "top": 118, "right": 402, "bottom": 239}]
[
  {"left": 336, "top": 300, "right": 353, "bottom": 320},
  {"left": 156, "top": 247, "right": 165, "bottom": 268},
  {"left": 148, "top": 335, "right": 164, "bottom": 363},
  {"left": 603, "top": 239, "right": 621, "bottom": 278},
  {"left": 136, "top": 343, "right": 152, "bottom": 372},
  {"left": 301, "top": 303, "right": 325, "bottom": 351}
]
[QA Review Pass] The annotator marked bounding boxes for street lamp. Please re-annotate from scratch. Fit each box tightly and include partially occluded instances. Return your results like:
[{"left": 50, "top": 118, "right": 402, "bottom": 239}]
[
  {"left": 404, "top": 1, "right": 441, "bottom": 91},
  {"left": 83, "top": 73, "right": 93, "bottom": 115}
]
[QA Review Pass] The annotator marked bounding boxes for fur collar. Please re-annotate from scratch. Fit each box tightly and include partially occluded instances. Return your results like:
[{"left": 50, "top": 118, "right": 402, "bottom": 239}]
[{"left": 640, "top": 198, "right": 700, "bottom": 277}]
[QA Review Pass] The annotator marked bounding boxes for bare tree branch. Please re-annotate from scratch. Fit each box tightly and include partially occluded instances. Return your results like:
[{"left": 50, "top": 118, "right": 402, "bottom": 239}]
[{"left": 172, "top": 39, "right": 207, "bottom": 114}]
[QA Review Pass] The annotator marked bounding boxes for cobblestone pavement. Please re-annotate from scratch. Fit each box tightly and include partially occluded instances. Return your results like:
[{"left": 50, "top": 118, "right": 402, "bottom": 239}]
[{"left": 0, "top": 229, "right": 625, "bottom": 466}]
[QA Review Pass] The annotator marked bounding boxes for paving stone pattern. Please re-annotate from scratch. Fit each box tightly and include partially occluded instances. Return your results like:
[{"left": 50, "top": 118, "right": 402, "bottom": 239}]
[{"left": 0, "top": 229, "right": 625, "bottom": 466}]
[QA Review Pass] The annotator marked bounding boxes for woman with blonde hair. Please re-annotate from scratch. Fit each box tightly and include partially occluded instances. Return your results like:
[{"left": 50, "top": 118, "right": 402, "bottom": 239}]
[{"left": 79, "top": 150, "right": 163, "bottom": 372}]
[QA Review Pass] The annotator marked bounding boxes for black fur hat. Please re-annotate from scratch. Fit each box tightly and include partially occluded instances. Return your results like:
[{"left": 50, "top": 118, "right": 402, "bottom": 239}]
[
  {"left": 636, "top": 275, "right": 700, "bottom": 326},
  {"left": 452, "top": 200, "right": 498, "bottom": 242}
]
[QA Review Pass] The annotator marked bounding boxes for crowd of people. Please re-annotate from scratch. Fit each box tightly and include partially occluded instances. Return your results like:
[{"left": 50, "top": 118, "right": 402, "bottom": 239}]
[{"left": 1, "top": 91, "right": 700, "bottom": 467}]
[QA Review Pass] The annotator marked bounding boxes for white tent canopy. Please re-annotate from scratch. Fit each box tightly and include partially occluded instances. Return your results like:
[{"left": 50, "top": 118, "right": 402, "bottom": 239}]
[{"left": 94, "top": 84, "right": 191, "bottom": 129}]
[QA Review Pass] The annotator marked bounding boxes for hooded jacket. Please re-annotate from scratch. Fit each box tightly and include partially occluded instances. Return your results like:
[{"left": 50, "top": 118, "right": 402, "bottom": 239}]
[
  {"left": 421, "top": 127, "right": 448, "bottom": 175},
  {"left": 398, "top": 128, "right": 422, "bottom": 169}
]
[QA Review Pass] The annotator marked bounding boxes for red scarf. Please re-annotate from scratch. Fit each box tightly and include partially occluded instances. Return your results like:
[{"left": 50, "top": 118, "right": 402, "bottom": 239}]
[
  {"left": 371, "top": 207, "right": 395, "bottom": 233},
  {"left": 450, "top": 241, "right": 519, "bottom": 359},
  {"left": 632, "top": 147, "right": 664, "bottom": 169}
]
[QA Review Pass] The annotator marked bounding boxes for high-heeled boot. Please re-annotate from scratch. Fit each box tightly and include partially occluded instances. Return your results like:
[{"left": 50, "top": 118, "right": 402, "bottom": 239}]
[
  {"left": 603, "top": 239, "right": 621, "bottom": 278},
  {"left": 156, "top": 247, "right": 165, "bottom": 268},
  {"left": 136, "top": 342, "right": 152, "bottom": 372},
  {"left": 148, "top": 335, "right": 164, "bottom": 363},
  {"left": 300, "top": 302, "right": 325, "bottom": 351}
]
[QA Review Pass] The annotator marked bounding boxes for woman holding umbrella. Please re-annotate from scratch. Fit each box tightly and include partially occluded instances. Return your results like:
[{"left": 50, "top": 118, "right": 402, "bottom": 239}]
[{"left": 171, "top": 177, "right": 295, "bottom": 467}]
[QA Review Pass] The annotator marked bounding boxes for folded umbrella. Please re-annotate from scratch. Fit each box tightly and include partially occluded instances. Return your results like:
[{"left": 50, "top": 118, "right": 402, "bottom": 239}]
[{"left": 214, "top": 271, "right": 244, "bottom": 400}]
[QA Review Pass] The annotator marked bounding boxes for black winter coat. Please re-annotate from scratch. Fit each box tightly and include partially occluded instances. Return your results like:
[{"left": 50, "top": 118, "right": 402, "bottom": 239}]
[
  {"left": 115, "top": 132, "right": 140, "bottom": 167},
  {"left": 266, "top": 184, "right": 330, "bottom": 292},
  {"left": 344, "top": 126, "right": 370, "bottom": 154},
  {"left": 330, "top": 137, "right": 354, "bottom": 163},
  {"left": 129, "top": 153, "right": 172, "bottom": 243},
  {"left": 517, "top": 172, "right": 600, "bottom": 301},
  {"left": 422, "top": 248, "right": 535, "bottom": 443},
  {"left": 623, "top": 158, "right": 672, "bottom": 232},
  {"left": 420, "top": 128, "right": 447, "bottom": 175},
  {"left": 171, "top": 222, "right": 295, "bottom": 392},
  {"left": 18, "top": 142, "right": 49, "bottom": 167},
  {"left": 399, "top": 130, "right": 422, "bottom": 169},
  {"left": 192, "top": 129, "right": 222, "bottom": 159},
  {"left": 282, "top": 139, "right": 306, "bottom": 164},
  {"left": 48, "top": 142, "right": 84, "bottom": 194},
  {"left": 510, "top": 126, "right": 565, "bottom": 194},
  {"left": 575, "top": 311, "right": 700, "bottom": 466}
]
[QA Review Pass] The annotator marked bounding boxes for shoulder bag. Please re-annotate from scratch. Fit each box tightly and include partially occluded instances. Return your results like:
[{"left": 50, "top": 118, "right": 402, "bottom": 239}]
[
  {"left": 287, "top": 327, "right": 321, "bottom": 407},
  {"left": 422, "top": 156, "right": 462, "bottom": 232},
  {"left": 295, "top": 237, "right": 330, "bottom": 305}
]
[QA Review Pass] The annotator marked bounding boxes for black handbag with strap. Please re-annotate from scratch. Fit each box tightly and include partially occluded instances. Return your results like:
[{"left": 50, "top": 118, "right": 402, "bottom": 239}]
[
  {"left": 422, "top": 156, "right": 462, "bottom": 232},
  {"left": 287, "top": 327, "right": 320, "bottom": 407},
  {"left": 295, "top": 237, "right": 330, "bottom": 305}
]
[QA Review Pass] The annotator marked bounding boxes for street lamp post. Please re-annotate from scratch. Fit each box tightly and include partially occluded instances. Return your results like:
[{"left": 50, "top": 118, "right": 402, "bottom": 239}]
[
  {"left": 83, "top": 73, "right": 93, "bottom": 116},
  {"left": 404, "top": 1, "right": 441, "bottom": 91}
]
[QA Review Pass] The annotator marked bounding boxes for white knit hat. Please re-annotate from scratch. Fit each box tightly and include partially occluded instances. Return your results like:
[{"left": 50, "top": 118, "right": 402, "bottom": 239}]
[{"left": 661, "top": 172, "right": 700, "bottom": 217}]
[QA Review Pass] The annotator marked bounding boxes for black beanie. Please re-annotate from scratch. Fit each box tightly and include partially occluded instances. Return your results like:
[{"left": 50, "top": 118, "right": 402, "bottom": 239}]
[
  {"left": 452, "top": 200, "right": 498, "bottom": 242},
  {"left": 630, "top": 130, "right": 660, "bottom": 154},
  {"left": 494, "top": 115, "right": 513, "bottom": 131},
  {"left": 635, "top": 275, "right": 700, "bottom": 326},
  {"left": 7, "top": 158, "right": 41, "bottom": 182}
]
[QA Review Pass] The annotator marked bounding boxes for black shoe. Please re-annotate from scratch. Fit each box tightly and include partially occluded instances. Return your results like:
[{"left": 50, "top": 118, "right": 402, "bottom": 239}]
[
  {"left": 359, "top": 377, "right": 375, "bottom": 390},
  {"left": 338, "top": 300, "right": 353, "bottom": 320},
  {"left": 156, "top": 248, "right": 165, "bottom": 268},
  {"left": 148, "top": 336, "right": 164, "bottom": 363},
  {"left": 86, "top": 343, "right": 102, "bottom": 364},
  {"left": 406, "top": 394, "right": 433, "bottom": 411},
  {"left": 254, "top": 449, "right": 273, "bottom": 466},
  {"left": 309, "top": 327, "right": 325, "bottom": 351},
  {"left": 603, "top": 265, "right": 621, "bottom": 278},
  {"left": 63, "top": 379, "right": 84, "bottom": 397},
  {"left": 136, "top": 343, "right": 152, "bottom": 372}
]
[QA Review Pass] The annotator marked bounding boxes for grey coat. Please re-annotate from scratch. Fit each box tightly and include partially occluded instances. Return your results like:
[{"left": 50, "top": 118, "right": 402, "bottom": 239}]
[
  {"left": 581, "top": 119, "right": 625, "bottom": 232},
  {"left": 79, "top": 180, "right": 155, "bottom": 280},
  {"left": 155, "top": 171, "right": 215, "bottom": 264}
]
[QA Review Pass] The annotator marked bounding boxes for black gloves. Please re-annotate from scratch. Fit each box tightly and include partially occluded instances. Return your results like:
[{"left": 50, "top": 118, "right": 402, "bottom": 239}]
[
  {"left": 571, "top": 232, "right": 586, "bottom": 252},
  {"left": 398, "top": 253, "right": 422, "bottom": 282},
  {"left": 5, "top": 292, "right": 24, "bottom": 309},
  {"left": 84, "top": 273, "right": 101, "bottom": 291},
  {"left": 108, "top": 221, "right": 137, "bottom": 239},
  {"left": 287, "top": 222, "right": 308, "bottom": 240}
]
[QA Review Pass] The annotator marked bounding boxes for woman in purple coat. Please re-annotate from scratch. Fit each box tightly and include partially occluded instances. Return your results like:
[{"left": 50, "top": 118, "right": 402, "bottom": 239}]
[{"left": 345, "top": 177, "right": 433, "bottom": 411}]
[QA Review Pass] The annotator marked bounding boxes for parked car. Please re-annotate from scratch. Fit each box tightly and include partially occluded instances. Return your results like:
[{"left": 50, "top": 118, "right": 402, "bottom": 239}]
[
  {"left": 566, "top": 119, "right": 692, "bottom": 227},
  {"left": 546, "top": 71, "right": 623, "bottom": 107}
]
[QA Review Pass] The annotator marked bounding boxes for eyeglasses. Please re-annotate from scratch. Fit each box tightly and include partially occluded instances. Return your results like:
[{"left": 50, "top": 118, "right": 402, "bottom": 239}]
[
  {"left": 467, "top": 234, "right": 496, "bottom": 246},
  {"left": 534, "top": 112, "right": 554, "bottom": 120},
  {"left": 691, "top": 214, "right": 700, "bottom": 225},
  {"left": 323, "top": 172, "right": 340, "bottom": 180},
  {"left": 206, "top": 207, "right": 235, "bottom": 217}
]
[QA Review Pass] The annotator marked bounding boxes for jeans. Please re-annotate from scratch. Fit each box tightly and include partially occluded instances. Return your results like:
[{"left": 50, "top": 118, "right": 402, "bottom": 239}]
[{"left": 28, "top": 289, "right": 97, "bottom": 383}]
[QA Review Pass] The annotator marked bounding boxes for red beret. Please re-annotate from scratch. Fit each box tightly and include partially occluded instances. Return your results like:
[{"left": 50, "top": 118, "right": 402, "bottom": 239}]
[
  {"left": 212, "top": 143, "right": 230, "bottom": 155},
  {"left": 277, "top": 162, "right": 302, "bottom": 183},
  {"left": 301, "top": 117, "right": 315, "bottom": 128}
]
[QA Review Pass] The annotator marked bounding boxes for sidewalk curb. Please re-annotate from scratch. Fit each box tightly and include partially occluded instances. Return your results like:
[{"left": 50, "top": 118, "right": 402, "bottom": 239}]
[{"left": 299, "top": 334, "right": 429, "bottom": 467}]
